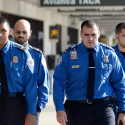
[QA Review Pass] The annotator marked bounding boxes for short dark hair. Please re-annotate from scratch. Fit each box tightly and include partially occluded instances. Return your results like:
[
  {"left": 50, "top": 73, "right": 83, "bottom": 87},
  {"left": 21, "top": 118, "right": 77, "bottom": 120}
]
[
  {"left": 0, "top": 16, "right": 10, "bottom": 28},
  {"left": 115, "top": 23, "right": 125, "bottom": 34},
  {"left": 81, "top": 20, "right": 99, "bottom": 31}
]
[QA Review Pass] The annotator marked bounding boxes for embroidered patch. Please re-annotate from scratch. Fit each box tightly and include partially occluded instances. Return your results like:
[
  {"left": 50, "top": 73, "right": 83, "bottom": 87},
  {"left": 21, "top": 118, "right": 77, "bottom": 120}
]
[
  {"left": 42, "top": 58, "right": 47, "bottom": 67},
  {"left": 57, "top": 56, "right": 62, "bottom": 66},
  {"left": 27, "top": 57, "right": 34, "bottom": 67}
]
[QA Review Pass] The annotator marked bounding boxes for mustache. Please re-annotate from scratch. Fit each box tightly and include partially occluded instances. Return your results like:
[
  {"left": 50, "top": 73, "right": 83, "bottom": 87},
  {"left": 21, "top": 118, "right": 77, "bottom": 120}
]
[
  {"left": 88, "top": 40, "right": 93, "bottom": 42},
  {"left": 18, "top": 37, "right": 24, "bottom": 39}
]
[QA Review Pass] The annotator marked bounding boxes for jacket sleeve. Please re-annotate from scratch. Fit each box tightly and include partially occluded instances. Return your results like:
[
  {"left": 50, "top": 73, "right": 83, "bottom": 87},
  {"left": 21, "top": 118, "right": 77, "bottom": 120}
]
[
  {"left": 111, "top": 52, "right": 125, "bottom": 112},
  {"left": 23, "top": 51, "right": 37, "bottom": 114},
  {"left": 53, "top": 52, "right": 69, "bottom": 112},
  {"left": 37, "top": 54, "right": 49, "bottom": 112}
]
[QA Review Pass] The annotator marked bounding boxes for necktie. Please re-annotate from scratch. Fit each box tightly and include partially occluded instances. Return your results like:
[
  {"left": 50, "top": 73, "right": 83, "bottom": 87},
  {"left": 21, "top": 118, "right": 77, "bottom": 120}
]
[
  {"left": 87, "top": 49, "right": 95, "bottom": 103},
  {"left": 0, "top": 50, "right": 9, "bottom": 103}
]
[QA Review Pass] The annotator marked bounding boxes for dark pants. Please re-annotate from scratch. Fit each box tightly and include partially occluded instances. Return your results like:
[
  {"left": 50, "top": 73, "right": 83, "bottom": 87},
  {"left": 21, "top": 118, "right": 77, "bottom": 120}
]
[
  {"left": 0, "top": 96, "right": 27, "bottom": 125},
  {"left": 64, "top": 98, "right": 116, "bottom": 125},
  {"left": 115, "top": 100, "right": 120, "bottom": 125}
]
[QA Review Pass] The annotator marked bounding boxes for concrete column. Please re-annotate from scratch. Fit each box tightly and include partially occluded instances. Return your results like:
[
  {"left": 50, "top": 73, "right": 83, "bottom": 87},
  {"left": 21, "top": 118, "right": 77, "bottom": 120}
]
[{"left": 0, "top": 0, "right": 3, "bottom": 11}]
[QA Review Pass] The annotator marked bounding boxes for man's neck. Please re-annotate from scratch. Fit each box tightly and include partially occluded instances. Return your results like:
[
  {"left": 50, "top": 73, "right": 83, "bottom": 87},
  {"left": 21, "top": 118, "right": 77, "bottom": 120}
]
[
  {"left": 21, "top": 41, "right": 28, "bottom": 47},
  {"left": 0, "top": 41, "right": 8, "bottom": 50},
  {"left": 118, "top": 43, "right": 125, "bottom": 52}
]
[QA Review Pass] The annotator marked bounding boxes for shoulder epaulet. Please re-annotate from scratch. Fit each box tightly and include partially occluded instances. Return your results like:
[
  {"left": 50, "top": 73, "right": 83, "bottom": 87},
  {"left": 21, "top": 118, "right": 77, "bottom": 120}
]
[
  {"left": 33, "top": 47, "right": 42, "bottom": 54},
  {"left": 63, "top": 45, "right": 76, "bottom": 53},
  {"left": 100, "top": 43, "right": 114, "bottom": 52},
  {"left": 17, "top": 45, "right": 27, "bottom": 52},
  {"left": 106, "top": 45, "right": 115, "bottom": 52}
]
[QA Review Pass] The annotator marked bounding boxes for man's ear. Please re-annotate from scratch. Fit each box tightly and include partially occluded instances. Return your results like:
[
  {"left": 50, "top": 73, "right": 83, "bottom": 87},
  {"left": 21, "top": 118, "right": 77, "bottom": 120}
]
[
  {"left": 115, "top": 34, "right": 118, "bottom": 41},
  {"left": 29, "top": 30, "right": 32, "bottom": 37},
  {"left": 98, "top": 30, "right": 100, "bottom": 38},
  {"left": 80, "top": 31, "right": 82, "bottom": 38},
  {"left": 9, "top": 28, "right": 12, "bottom": 35}
]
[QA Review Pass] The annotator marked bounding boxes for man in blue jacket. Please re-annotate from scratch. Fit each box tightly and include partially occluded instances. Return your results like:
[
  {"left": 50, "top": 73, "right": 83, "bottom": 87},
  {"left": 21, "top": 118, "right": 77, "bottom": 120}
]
[
  {"left": 113, "top": 22, "right": 125, "bottom": 124},
  {"left": 0, "top": 16, "right": 37, "bottom": 125},
  {"left": 14, "top": 19, "right": 49, "bottom": 125},
  {"left": 53, "top": 20, "right": 125, "bottom": 125},
  {"left": 113, "top": 23, "right": 125, "bottom": 71}
]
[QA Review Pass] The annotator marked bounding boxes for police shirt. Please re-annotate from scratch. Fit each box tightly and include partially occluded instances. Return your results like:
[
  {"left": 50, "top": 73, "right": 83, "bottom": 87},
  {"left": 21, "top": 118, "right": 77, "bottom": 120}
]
[
  {"left": 53, "top": 41, "right": 125, "bottom": 112},
  {"left": 113, "top": 44, "right": 125, "bottom": 71},
  {"left": 2, "top": 40, "right": 37, "bottom": 114},
  {"left": 25, "top": 43, "right": 49, "bottom": 112}
]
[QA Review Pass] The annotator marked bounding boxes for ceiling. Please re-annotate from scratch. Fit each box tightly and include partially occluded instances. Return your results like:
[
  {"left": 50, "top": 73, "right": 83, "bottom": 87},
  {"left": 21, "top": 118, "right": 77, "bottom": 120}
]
[{"left": 16, "top": 0, "right": 125, "bottom": 33}]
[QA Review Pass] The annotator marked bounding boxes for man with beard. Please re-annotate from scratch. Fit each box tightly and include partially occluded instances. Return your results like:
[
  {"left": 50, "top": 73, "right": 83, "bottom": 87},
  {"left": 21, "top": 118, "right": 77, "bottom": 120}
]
[
  {"left": 14, "top": 19, "right": 49, "bottom": 125},
  {"left": 0, "top": 16, "right": 37, "bottom": 125},
  {"left": 112, "top": 22, "right": 125, "bottom": 124}
]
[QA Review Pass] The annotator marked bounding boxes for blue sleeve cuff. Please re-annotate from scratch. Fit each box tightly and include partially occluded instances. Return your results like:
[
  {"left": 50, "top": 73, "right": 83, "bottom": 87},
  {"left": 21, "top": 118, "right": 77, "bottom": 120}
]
[
  {"left": 55, "top": 104, "right": 65, "bottom": 112},
  {"left": 27, "top": 104, "right": 37, "bottom": 114}
]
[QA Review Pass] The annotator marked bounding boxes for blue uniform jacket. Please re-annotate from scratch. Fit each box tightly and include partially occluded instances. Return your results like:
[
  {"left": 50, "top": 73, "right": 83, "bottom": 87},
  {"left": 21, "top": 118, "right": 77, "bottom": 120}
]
[
  {"left": 113, "top": 44, "right": 125, "bottom": 71},
  {"left": 25, "top": 44, "right": 49, "bottom": 112},
  {"left": 2, "top": 40, "right": 37, "bottom": 114},
  {"left": 53, "top": 42, "right": 125, "bottom": 112}
]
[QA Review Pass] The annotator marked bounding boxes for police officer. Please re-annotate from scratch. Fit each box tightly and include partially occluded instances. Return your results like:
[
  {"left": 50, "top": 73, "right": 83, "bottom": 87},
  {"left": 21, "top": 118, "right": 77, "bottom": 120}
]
[
  {"left": 112, "top": 22, "right": 125, "bottom": 124},
  {"left": 0, "top": 16, "right": 37, "bottom": 125},
  {"left": 14, "top": 19, "right": 49, "bottom": 125},
  {"left": 53, "top": 20, "right": 125, "bottom": 125}
]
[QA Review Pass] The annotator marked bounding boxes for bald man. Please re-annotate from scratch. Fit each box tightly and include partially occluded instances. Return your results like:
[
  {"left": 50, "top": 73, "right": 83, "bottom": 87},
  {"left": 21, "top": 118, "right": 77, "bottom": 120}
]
[{"left": 14, "top": 19, "right": 49, "bottom": 125}]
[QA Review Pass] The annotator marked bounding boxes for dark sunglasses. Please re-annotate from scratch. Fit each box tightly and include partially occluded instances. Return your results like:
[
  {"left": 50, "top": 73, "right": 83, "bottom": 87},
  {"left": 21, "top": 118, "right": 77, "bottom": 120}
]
[{"left": 15, "top": 31, "right": 27, "bottom": 35}]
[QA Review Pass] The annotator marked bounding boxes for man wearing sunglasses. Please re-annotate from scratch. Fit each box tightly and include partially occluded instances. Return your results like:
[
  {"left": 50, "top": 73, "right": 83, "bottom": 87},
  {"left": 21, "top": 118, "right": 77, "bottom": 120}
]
[{"left": 14, "top": 19, "right": 49, "bottom": 125}]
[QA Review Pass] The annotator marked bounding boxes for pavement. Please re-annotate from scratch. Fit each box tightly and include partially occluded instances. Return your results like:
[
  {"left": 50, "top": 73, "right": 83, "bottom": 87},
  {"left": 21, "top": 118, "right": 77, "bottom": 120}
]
[{"left": 39, "top": 94, "right": 60, "bottom": 125}]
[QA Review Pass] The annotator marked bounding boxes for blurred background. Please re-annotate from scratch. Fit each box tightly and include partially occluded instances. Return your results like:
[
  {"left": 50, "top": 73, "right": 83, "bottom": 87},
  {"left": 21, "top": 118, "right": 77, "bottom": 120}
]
[{"left": 1, "top": 0, "right": 125, "bottom": 124}]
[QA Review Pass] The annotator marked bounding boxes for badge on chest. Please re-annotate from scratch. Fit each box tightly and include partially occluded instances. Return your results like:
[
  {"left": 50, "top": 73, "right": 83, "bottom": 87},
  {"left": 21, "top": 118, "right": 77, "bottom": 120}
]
[
  {"left": 13, "top": 56, "right": 18, "bottom": 63},
  {"left": 103, "top": 55, "right": 109, "bottom": 63},
  {"left": 71, "top": 51, "right": 77, "bottom": 59}
]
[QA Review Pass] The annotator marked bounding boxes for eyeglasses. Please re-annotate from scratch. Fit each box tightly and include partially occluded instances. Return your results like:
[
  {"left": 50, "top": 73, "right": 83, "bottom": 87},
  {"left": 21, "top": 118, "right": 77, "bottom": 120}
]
[{"left": 15, "top": 31, "right": 27, "bottom": 35}]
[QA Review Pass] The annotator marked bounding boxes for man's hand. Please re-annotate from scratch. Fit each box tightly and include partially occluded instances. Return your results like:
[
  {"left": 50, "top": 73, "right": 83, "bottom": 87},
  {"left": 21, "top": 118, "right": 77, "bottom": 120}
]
[
  {"left": 57, "top": 110, "right": 68, "bottom": 125},
  {"left": 25, "top": 113, "right": 36, "bottom": 125},
  {"left": 117, "top": 113, "right": 125, "bottom": 125}
]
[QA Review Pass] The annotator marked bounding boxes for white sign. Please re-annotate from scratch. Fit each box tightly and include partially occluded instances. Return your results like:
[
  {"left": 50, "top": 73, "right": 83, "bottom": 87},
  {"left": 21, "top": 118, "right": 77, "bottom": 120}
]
[{"left": 43, "top": 0, "right": 100, "bottom": 5}]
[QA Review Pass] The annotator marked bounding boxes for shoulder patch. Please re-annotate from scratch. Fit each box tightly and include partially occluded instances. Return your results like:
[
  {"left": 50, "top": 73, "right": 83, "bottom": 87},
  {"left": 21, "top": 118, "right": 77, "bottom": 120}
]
[
  {"left": 42, "top": 58, "right": 47, "bottom": 67},
  {"left": 17, "top": 45, "right": 27, "bottom": 51},
  {"left": 27, "top": 57, "right": 34, "bottom": 67},
  {"left": 33, "top": 47, "right": 42, "bottom": 54},
  {"left": 100, "top": 43, "right": 114, "bottom": 52},
  {"left": 63, "top": 45, "right": 76, "bottom": 53}
]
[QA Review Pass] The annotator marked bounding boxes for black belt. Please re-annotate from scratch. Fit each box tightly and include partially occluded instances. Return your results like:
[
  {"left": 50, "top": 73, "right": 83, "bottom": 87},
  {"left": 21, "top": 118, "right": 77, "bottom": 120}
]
[
  {"left": 0, "top": 92, "right": 25, "bottom": 98},
  {"left": 68, "top": 97, "right": 112, "bottom": 104}
]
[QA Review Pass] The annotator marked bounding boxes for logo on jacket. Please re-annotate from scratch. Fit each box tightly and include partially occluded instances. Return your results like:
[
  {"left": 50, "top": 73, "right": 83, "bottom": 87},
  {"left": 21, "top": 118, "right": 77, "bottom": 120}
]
[
  {"left": 103, "top": 55, "right": 109, "bottom": 63},
  {"left": 13, "top": 56, "right": 18, "bottom": 63},
  {"left": 71, "top": 51, "right": 77, "bottom": 59},
  {"left": 57, "top": 56, "right": 62, "bottom": 66}
]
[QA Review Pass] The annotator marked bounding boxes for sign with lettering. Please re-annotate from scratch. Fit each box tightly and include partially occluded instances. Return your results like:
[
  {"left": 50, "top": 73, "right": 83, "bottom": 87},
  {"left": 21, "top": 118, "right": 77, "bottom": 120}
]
[
  {"left": 40, "top": 0, "right": 125, "bottom": 6},
  {"left": 58, "top": 7, "right": 125, "bottom": 12}
]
